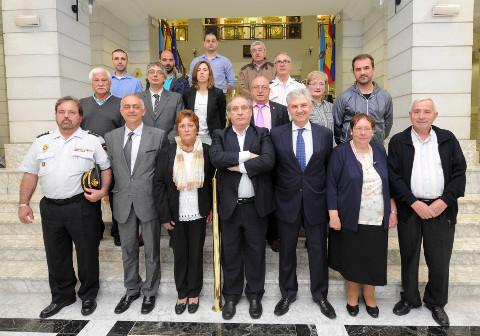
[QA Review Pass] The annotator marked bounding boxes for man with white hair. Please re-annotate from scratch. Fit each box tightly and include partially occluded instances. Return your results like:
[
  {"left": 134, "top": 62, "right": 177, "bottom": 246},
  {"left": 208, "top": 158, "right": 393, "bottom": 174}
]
[
  {"left": 238, "top": 41, "right": 275, "bottom": 99},
  {"left": 388, "top": 98, "right": 466, "bottom": 327},
  {"left": 269, "top": 52, "right": 305, "bottom": 106},
  {"left": 80, "top": 67, "right": 123, "bottom": 245}
]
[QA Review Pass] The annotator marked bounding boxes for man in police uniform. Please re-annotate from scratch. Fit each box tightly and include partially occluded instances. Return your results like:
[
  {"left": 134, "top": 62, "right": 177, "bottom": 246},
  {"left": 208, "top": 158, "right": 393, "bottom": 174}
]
[
  {"left": 18, "top": 96, "right": 112, "bottom": 318},
  {"left": 269, "top": 52, "right": 305, "bottom": 106}
]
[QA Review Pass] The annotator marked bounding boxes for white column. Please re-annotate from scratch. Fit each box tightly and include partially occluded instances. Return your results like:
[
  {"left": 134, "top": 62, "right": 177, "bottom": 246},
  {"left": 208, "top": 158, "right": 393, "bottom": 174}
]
[
  {"left": 387, "top": 0, "right": 474, "bottom": 139},
  {"left": 336, "top": 17, "right": 363, "bottom": 93}
]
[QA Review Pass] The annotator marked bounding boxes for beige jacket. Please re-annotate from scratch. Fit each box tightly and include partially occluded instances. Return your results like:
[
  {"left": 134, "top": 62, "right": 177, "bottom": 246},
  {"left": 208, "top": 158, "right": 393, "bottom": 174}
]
[{"left": 237, "top": 61, "right": 276, "bottom": 98}]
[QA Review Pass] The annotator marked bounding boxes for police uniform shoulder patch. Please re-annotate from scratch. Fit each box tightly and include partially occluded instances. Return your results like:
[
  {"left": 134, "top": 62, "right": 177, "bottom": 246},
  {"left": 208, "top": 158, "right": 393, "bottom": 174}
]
[
  {"left": 240, "top": 63, "right": 252, "bottom": 71},
  {"left": 36, "top": 131, "right": 50, "bottom": 138},
  {"left": 87, "top": 130, "right": 101, "bottom": 137}
]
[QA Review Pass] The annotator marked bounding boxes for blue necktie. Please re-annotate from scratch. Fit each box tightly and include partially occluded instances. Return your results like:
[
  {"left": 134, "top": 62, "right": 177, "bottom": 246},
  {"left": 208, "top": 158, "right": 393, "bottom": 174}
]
[{"left": 296, "top": 128, "right": 306, "bottom": 171}]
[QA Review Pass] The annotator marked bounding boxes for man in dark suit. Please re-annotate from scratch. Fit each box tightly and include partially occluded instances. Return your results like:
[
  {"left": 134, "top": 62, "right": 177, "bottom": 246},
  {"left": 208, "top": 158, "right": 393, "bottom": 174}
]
[
  {"left": 138, "top": 62, "right": 184, "bottom": 143},
  {"left": 388, "top": 98, "right": 466, "bottom": 327},
  {"left": 271, "top": 88, "right": 336, "bottom": 319},
  {"left": 105, "top": 94, "right": 168, "bottom": 315},
  {"left": 210, "top": 96, "right": 275, "bottom": 320},
  {"left": 250, "top": 75, "right": 289, "bottom": 252}
]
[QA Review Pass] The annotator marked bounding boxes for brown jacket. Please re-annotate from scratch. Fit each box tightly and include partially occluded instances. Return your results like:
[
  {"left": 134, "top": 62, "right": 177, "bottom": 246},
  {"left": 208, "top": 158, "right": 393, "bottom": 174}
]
[{"left": 237, "top": 61, "right": 275, "bottom": 98}]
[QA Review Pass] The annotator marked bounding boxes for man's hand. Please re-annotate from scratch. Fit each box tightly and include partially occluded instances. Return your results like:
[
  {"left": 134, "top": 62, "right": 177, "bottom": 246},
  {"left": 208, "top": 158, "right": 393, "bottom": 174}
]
[
  {"left": 207, "top": 210, "right": 213, "bottom": 225},
  {"left": 389, "top": 212, "right": 398, "bottom": 228},
  {"left": 84, "top": 188, "right": 107, "bottom": 202},
  {"left": 250, "top": 152, "right": 258, "bottom": 159},
  {"left": 328, "top": 210, "right": 341, "bottom": 231},
  {"left": 227, "top": 165, "right": 240, "bottom": 172},
  {"left": 411, "top": 200, "right": 435, "bottom": 219},
  {"left": 18, "top": 205, "right": 34, "bottom": 224},
  {"left": 429, "top": 199, "right": 448, "bottom": 218},
  {"left": 163, "top": 221, "right": 175, "bottom": 231}
]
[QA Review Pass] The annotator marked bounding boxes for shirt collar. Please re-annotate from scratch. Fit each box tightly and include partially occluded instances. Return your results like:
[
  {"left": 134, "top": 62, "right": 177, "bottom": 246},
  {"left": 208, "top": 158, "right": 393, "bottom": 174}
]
[
  {"left": 93, "top": 93, "right": 112, "bottom": 106},
  {"left": 232, "top": 125, "right": 249, "bottom": 137},
  {"left": 53, "top": 127, "right": 83, "bottom": 140},
  {"left": 111, "top": 72, "right": 134, "bottom": 79},
  {"left": 292, "top": 121, "right": 312, "bottom": 132},
  {"left": 411, "top": 127, "right": 435, "bottom": 143},
  {"left": 125, "top": 123, "right": 144, "bottom": 136},
  {"left": 150, "top": 88, "right": 163, "bottom": 97},
  {"left": 254, "top": 101, "right": 270, "bottom": 109},
  {"left": 202, "top": 53, "right": 219, "bottom": 61}
]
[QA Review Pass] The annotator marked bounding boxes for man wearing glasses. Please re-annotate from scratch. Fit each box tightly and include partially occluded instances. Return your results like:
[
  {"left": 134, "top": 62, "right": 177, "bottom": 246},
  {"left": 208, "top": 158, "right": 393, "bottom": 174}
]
[
  {"left": 269, "top": 52, "right": 305, "bottom": 106},
  {"left": 332, "top": 53, "right": 393, "bottom": 145},
  {"left": 138, "top": 62, "right": 184, "bottom": 143}
]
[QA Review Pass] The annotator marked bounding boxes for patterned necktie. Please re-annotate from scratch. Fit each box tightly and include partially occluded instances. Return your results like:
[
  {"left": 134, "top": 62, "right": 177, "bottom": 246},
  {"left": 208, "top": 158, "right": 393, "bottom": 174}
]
[
  {"left": 124, "top": 131, "right": 135, "bottom": 173},
  {"left": 153, "top": 94, "right": 160, "bottom": 118},
  {"left": 296, "top": 128, "right": 306, "bottom": 171},
  {"left": 255, "top": 104, "right": 265, "bottom": 128}
]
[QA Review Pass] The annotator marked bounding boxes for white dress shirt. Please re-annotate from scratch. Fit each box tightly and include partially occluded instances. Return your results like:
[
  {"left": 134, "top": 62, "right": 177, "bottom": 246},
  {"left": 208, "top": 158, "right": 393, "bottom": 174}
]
[
  {"left": 269, "top": 76, "right": 306, "bottom": 106},
  {"left": 233, "top": 126, "right": 255, "bottom": 198},
  {"left": 123, "top": 123, "right": 143, "bottom": 175},
  {"left": 292, "top": 121, "right": 313, "bottom": 166},
  {"left": 410, "top": 128, "right": 444, "bottom": 199}
]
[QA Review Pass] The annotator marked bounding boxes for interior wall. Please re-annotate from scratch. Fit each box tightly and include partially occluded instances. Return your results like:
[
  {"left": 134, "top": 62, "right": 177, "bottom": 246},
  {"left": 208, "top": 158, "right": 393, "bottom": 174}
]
[
  {"left": 472, "top": 31, "right": 479, "bottom": 142},
  {"left": 0, "top": 1, "right": 9, "bottom": 157}
]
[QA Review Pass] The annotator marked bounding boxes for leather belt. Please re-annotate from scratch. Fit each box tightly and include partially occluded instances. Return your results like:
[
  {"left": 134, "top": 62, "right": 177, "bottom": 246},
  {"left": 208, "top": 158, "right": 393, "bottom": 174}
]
[
  {"left": 45, "top": 193, "right": 84, "bottom": 206},
  {"left": 419, "top": 198, "right": 436, "bottom": 205},
  {"left": 237, "top": 197, "right": 254, "bottom": 204}
]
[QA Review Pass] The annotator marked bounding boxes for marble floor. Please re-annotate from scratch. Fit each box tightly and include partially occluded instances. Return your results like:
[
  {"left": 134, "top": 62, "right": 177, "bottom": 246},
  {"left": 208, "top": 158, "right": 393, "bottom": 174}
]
[{"left": 0, "top": 293, "right": 478, "bottom": 336}]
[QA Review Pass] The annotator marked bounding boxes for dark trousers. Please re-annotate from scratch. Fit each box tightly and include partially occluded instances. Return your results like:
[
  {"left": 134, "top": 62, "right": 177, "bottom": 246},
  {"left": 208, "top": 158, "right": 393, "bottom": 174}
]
[
  {"left": 266, "top": 214, "right": 279, "bottom": 242},
  {"left": 278, "top": 204, "right": 329, "bottom": 301},
  {"left": 220, "top": 202, "right": 268, "bottom": 302},
  {"left": 397, "top": 211, "right": 455, "bottom": 307},
  {"left": 39, "top": 195, "right": 101, "bottom": 303},
  {"left": 171, "top": 217, "right": 206, "bottom": 299}
]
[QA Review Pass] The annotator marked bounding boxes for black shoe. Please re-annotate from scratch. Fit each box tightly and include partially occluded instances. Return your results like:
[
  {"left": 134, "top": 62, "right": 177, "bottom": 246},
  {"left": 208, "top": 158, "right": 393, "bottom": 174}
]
[
  {"left": 249, "top": 299, "right": 263, "bottom": 319},
  {"left": 188, "top": 298, "right": 199, "bottom": 314},
  {"left": 346, "top": 303, "right": 359, "bottom": 316},
  {"left": 274, "top": 297, "right": 296, "bottom": 316},
  {"left": 222, "top": 300, "right": 236, "bottom": 320},
  {"left": 113, "top": 234, "right": 121, "bottom": 246},
  {"left": 175, "top": 300, "right": 187, "bottom": 315},
  {"left": 141, "top": 296, "right": 156, "bottom": 314},
  {"left": 366, "top": 304, "right": 379, "bottom": 318},
  {"left": 393, "top": 299, "right": 415, "bottom": 316},
  {"left": 114, "top": 292, "right": 140, "bottom": 314},
  {"left": 425, "top": 304, "right": 450, "bottom": 327},
  {"left": 314, "top": 297, "right": 336, "bottom": 319},
  {"left": 39, "top": 299, "right": 75, "bottom": 318},
  {"left": 81, "top": 299, "right": 97, "bottom": 316}
]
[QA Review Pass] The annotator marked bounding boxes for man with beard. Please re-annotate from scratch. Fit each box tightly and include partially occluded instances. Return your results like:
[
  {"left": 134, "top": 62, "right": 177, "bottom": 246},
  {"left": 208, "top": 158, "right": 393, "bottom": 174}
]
[
  {"left": 110, "top": 49, "right": 143, "bottom": 98},
  {"left": 160, "top": 49, "right": 189, "bottom": 95},
  {"left": 332, "top": 54, "right": 393, "bottom": 145}
]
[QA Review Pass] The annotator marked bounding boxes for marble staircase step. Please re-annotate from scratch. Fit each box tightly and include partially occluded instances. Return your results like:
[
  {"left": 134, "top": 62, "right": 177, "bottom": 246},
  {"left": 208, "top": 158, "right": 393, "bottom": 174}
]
[
  {"left": 0, "top": 260, "right": 478, "bottom": 298},
  {"left": 1, "top": 234, "right": 479, "bottom": 267}
]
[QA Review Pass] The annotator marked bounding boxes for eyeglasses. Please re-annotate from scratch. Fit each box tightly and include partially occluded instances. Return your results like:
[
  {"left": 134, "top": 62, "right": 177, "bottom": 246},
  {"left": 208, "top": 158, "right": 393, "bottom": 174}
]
[
  {"left": 353, "top": 127, "right": 373, "bottom": 132},
  {"left": 275, "top": 60, "right": 291, "bottom": 65},
  {"left": 252, "top": 85, "right": 269, "bottom": 90},
  {"left": 148, "top": 70, "right": 164, "bottom": 75},
  {"left": 308, "top": 82, "right": 326, "bottom": 87}
]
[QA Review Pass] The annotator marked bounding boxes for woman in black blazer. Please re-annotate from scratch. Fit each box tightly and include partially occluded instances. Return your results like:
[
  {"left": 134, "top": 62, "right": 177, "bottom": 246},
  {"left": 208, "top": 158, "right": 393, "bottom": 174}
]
[
  {"left": 154, "top": 109, "right": 214, "bottom": 315},
  {"left": 183, "top": 60, "right": 226, "bottom": 145}
]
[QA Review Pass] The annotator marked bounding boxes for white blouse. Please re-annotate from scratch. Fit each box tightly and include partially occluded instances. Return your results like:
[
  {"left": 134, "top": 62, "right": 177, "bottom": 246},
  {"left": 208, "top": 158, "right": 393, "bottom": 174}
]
[
  {"left": 353, "top": 146, "right": 384, "bottom": 226},
  {"left": 178, "top": 151, "right": 202, "bottom": 222},
  {"left": 194, "top": 91, "right": 211, "bottom": 145}
]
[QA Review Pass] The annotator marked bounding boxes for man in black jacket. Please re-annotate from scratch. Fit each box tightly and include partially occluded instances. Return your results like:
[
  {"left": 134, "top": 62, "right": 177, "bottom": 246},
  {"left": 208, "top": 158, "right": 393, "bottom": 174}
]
[
  {"left": 388, "top": 98, "right": 466, "bottom": 327},
  {"left": 210, "top": 96, "right": 275, "bottom": 320}
]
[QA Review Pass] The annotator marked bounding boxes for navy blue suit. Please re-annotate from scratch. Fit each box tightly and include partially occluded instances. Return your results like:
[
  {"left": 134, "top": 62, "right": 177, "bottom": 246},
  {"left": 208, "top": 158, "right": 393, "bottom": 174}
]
[{"left": 271, "top": 122, "right": 333, "bottom": 301}]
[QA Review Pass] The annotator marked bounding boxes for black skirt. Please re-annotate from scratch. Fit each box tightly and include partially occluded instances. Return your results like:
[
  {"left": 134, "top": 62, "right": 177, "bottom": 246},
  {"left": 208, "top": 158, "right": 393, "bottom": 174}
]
[{"left": 328, "top": 224, "right": 388, "bottom": 286}]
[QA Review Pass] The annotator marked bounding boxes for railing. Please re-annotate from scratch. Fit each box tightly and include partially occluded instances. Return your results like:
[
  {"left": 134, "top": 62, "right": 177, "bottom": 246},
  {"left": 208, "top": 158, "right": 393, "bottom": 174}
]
[{"left": 204, "top": 22, "right": 302, "bottom": 40}]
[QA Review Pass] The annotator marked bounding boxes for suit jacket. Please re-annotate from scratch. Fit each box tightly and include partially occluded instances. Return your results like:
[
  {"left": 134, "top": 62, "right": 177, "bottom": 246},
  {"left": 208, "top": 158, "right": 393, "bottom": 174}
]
[
  {"left": 154, "top": 142, "right": 214, "bottom": 223},
  {"left": 105, "top": 124, "right": 168, "bottom": 223},
  {"left": 209, "top": 126, "right": 275, "bottom": 220},
  {"left": 138, "top": 89, "right": 184, "bottom": 143},
  {"left": 250, "top": 100, "right": 290, "bottom": 129},
  {"left": 388, "top": 125, "right": 466, "bottom": 224},
  {"left": 271, "top": 122, "right": 333, "bottom": 224},
  {"left": 182, "top": 87, "right": 226, "bottom": 135}
]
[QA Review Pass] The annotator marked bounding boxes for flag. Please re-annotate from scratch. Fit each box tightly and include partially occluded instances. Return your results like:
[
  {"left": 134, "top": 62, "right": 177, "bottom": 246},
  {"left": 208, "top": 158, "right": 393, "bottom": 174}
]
[
  {"left": 158, "top": 20, "right": 164, "bottom": 54},
  {"left": 171, "top": 26, "right": 180, "bottom": 70},
  {"left": 164, "top": 21, "right": 172, "bottom": 51},
  {"left": 319, "top": 17, "right": 335, "bottom": 84}
]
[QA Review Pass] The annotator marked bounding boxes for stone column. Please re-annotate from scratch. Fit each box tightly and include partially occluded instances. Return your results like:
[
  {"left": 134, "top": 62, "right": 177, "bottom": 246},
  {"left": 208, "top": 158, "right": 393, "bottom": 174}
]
[
  {"left": 3, "top": 0, "right": 92, "bottom": 167},
  {"left": 387, "top": 0, "right": 474, "bottom": 138}
]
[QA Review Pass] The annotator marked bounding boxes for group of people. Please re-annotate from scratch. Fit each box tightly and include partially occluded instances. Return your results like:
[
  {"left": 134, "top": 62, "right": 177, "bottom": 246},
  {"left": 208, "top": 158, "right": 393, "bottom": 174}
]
[{"left": 17, "top": 32, "right": 466, "bottom": 329}]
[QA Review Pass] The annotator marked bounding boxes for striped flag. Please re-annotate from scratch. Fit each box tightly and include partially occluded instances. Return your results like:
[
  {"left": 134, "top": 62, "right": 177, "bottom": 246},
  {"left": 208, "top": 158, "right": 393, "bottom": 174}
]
[{"left": 319, "top": 17, "right": 335, "bottom": 84}]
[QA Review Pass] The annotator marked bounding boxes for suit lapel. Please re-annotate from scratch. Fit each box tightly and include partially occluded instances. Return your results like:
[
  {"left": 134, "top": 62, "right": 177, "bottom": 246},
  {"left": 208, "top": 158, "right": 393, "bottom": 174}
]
[
  {"left": 132, "top": 127, "right": 149, "bottom": 176},
  {"left": 118, "top": 127, "right": 130, "bottom": 173},
  {"left": 143, "top": 91, "right": 154, "bottom": 118},
  {"left": 305, "top": 125, "right": 319, "bottom": 172},
  {"left": 243, "top": 127, "right": 255, "bottom": 151},
  {"left": 226, "top": 128, "right": 241, "bottom": 152},
  {"left": 157, "top": 90, "right": 171, "bottom": 120},
  {"left": 283, "top": 124, "right": 301, "bottom": 172},
  {"left": 270, "top": 103, "right": 278, "bottom": 126}
]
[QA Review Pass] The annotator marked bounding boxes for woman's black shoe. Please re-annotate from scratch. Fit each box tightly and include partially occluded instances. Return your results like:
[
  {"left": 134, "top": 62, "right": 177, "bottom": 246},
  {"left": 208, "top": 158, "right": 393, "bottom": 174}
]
[
  {"left": 188, "top": 299, "right": 199, "bottom": 314},
  {"left": 175, "top": 301, "right": 187, "bottom": 315},
  {"left": 346, "top": 303, "right": 359, "bottom": 316},
  {"left": 366, "top": 304, "right": 379, "bottom": 318}
]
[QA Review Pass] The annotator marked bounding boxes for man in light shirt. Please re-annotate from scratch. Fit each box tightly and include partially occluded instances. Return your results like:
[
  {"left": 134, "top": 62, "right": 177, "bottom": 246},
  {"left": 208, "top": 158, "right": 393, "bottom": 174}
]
[
  {"left": 269, "top": 52, "right": 305, "bottom": 106},
  {"left": 388, "top": 98, "right": 466, "bottom": 327},
  {"left": 210, "top": 96, "right": 275, "bottom": 320},
  {"left": 110, "top": 49, "right": 143, "bottom": 98}
]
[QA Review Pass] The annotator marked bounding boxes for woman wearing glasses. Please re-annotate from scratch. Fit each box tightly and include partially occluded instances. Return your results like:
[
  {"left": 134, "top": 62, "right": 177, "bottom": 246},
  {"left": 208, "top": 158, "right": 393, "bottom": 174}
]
[
  {"left": 305, "top": 71, "right": 334, "bottom": 133},
  {"left": 326, "top": 113, "right": 397, "bottom": 318}
]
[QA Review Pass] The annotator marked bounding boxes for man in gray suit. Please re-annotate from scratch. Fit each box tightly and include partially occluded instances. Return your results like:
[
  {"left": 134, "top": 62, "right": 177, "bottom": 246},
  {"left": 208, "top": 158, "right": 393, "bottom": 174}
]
[
  {"left": 138, "top": 61, "right": 184, "bottom": 143},
  {"left": 105, "top": 94, "right": 168, "bottom": 315}
]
